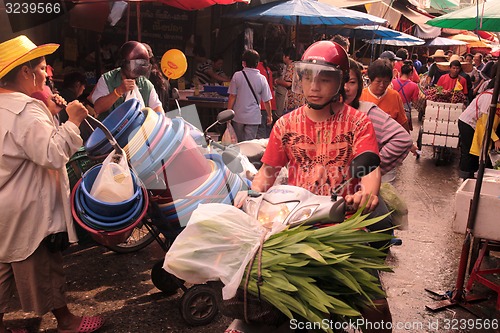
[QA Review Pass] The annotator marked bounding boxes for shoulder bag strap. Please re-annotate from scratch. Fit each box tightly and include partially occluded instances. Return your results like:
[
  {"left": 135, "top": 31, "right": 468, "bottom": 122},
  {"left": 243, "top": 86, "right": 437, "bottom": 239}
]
[
  {"left": 242, "top": 70, "right": 260, "bottom": 105},
  {"left": 396, "top": 79, "right": 411, "bottom": 105}
]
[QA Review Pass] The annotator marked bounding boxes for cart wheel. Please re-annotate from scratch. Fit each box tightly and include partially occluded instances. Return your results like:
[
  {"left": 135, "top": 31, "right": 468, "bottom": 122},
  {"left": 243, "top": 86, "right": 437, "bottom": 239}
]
[
  {"left": 151, "top": 259, "right": 183, "bottom": 295},
  {"left": 180, "top": 284, "right": 218, "bottom": 326},
  {"left": 434, "top": 147, "right": 443, "bottom": 166},
  {"left": 105, "top": 217, "right": 160, "bottom": 254},
  {"left": 417, "top": 128, "right": 423, "bottom": 150}
]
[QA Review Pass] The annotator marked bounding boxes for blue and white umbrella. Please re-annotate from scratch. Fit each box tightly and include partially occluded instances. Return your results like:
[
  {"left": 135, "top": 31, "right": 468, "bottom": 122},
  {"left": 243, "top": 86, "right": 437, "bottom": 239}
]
[
  {"left": 361, "top": 26, "right": 425, "bottom": 46},
  {"left": 226, "top": 0, "right": 387, "bottom": 26}
]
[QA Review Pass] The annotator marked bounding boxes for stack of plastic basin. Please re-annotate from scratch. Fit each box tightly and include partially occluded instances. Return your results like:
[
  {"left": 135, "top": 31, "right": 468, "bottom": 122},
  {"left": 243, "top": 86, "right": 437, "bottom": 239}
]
[
  {"left": 132, "top": 117, "right": 213, "bottom": 197},
  {"left": 71, "top": 164, "right": 148, "bottom": 247},
  {"left": 85, "top": 98, "right": 146, "bottom": 159},
  {"left": 156, "top": 153, "right": 246, "bottom": 228}
]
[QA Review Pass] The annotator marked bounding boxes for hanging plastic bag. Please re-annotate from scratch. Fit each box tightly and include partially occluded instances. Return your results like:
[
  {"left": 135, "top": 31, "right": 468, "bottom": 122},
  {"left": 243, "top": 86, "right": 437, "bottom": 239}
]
[
  {"left": 490, "top": 149, "right": 500, "bottom": 170},
  {"left": 163, "top": 203, "right": 286, "bottom": 299},
  {"left": 90, "top": 149, "right": 134, "bottom": 202},
  {"left": 380, "top": 182, "right": 409, "bottom": 230},
  {"left": 221, "top": 121, "right": 238, "bottom": 144}
]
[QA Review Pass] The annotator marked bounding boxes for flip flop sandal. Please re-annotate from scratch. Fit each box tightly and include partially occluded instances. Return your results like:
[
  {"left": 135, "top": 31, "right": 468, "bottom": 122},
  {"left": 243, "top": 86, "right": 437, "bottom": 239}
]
[
  {"left": 7, "top": 329, "right": 29, "bottom": 333},
  {"left": 58, "top": 316, "right": 105, "bottom": 333}
]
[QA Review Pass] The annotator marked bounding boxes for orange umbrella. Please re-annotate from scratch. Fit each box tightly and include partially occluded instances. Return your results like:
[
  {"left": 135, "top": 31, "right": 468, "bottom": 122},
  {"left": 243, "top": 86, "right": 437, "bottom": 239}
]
[{"left": 449, "top": 33, "right": 492, "bottom": 49}]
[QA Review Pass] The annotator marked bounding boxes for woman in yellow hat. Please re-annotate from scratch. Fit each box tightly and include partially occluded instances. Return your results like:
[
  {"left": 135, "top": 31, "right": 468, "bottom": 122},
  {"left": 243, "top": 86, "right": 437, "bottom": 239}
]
[{"left": 0, "top": 36, "right": 104, "bottom": 333}]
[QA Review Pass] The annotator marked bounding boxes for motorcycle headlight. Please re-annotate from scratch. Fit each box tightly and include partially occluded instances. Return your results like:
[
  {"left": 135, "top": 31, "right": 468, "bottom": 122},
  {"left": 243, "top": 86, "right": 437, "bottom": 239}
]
[
  {"left": 244, "top": 199, "right": 259, "bottom": 218},
  {"left": 257, "top": 200, "right": 299, "bottom": 225},
  {"left": 287, "top": 205, "right": 320, "bottom": 224}
]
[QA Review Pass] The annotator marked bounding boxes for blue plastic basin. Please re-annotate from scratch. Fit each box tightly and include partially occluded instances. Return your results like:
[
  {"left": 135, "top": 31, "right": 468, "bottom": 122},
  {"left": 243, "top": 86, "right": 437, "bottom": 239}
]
[{"left": 80, "top": 164, "right": 141, "bottom": 217}]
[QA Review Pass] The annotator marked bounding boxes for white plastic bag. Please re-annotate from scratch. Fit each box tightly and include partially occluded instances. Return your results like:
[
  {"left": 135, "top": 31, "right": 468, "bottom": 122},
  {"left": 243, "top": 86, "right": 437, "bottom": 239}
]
[
  {"left": 90, "top": 149, "right": 134, "bottom": 202},
  {"left": 221, "top": 122, "right": 238, "bottom": 144},
  {"left": 163, "top": 203, "right": 286, "bottom": 299}
]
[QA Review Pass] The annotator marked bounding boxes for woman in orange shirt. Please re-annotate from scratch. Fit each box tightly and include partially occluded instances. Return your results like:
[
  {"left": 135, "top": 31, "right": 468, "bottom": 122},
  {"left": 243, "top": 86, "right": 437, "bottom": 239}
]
[{"left": 360, "top": 58, "right": 410, "bottom": 132}]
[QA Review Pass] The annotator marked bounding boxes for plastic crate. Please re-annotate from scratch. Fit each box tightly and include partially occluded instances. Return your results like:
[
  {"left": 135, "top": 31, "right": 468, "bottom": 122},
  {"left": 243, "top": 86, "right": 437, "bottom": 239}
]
[{"left": 202, "top": 85, "right": 229, "bottom": 96}]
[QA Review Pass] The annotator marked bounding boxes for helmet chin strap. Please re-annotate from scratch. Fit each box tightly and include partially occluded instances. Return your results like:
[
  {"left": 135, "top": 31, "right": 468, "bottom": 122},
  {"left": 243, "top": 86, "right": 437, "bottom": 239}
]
[{"left": 306, "top": 93, "right": 341, "bottom": 111}]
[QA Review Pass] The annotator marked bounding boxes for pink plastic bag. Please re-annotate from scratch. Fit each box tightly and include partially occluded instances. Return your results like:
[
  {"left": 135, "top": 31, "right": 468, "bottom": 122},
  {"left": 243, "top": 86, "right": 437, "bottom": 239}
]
[{"left": 221, "top": 122, "right": 237, "bottom": 144}]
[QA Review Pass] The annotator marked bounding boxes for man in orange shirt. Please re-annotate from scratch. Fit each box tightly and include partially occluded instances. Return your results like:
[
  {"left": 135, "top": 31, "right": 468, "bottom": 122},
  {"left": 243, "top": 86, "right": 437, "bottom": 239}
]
[{"left": 360, "top": 59, "right": 410, "bottom": 132}]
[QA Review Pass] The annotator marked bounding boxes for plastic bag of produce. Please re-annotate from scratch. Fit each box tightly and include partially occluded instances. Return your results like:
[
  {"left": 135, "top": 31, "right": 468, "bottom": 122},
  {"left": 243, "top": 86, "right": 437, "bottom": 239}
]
[
  {"left": 490, "top": 150, "right": 500, "bottom": 170},
  {"left": 163, "top": 203, "right": 286, "bottom": 299},
  {"left": 380, "top": 182, "right": 408, "bottom": 230}
]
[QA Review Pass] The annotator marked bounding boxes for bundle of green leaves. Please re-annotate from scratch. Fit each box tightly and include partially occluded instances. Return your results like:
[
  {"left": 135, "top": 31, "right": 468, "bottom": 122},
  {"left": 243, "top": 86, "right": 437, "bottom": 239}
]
[{"left": 240, "top": 210, "right": 394, "bottom": 333}]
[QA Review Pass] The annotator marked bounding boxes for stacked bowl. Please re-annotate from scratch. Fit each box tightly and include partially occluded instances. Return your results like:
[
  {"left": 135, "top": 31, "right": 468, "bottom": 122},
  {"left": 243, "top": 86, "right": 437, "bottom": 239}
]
[
  {"left": 85, "top": 98, "right": 146, "bottom": 159},
  {"left": 71, "top": 165, "right": 148, "bottom": 247},
  {"left": 73, "top": 98, "right": 247, "bottom": 243},
  {"left": 155, "top": 153, "right": 247, "bottom": 227}
]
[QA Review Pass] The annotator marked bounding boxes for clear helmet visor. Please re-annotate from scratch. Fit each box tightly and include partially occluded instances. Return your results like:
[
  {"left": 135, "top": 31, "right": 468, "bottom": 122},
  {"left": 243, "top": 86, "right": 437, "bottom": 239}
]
[
  {"left": 292, "top": 62, "right": 342, "bottom": 97},
  {"left": 124, "top": 59, "right": 151, "bottom": 78}
]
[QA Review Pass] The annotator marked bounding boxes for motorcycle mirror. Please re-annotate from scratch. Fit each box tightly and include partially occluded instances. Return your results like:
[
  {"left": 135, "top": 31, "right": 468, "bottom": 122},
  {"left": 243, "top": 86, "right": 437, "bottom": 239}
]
[
  {"left": 350, "top": 151, "right": 380, "bottom": 178},
  {"left": 222, "top": 149, "right": 244, "bottom": 174},
  {"left": 216, "top": 109, "right": 235, "bottom": 124},
  {"left": 171, "top": 88, "right": 180, "bottom": 100},
  {"left": 204, "top": 109, "right": 235, "bottom": 134}
]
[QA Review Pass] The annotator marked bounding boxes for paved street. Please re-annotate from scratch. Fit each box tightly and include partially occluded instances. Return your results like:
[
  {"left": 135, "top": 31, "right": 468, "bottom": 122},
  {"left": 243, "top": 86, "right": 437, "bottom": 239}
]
[{"left": 3, "top": 122, "right": 500, "bottom": 333}]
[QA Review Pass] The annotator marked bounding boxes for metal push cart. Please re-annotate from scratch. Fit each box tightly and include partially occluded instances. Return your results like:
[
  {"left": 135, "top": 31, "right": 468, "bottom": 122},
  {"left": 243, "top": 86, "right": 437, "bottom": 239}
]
[{"left": 417, "top": 100, "right": 465, "bottom": 165}]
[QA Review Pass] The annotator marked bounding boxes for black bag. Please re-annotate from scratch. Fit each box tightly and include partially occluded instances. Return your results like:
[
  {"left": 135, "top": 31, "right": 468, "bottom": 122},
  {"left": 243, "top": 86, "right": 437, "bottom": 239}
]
[{"left": 43, "top": 232, "right": 70, "bottom": 252}]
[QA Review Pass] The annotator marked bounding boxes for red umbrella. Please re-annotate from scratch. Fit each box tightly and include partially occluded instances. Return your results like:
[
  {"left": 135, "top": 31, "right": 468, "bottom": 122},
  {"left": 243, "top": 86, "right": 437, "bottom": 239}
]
[
  {"left": 159, "top": 0, "right": 250, "bottom": 11},
  {"left": 70, "top": 0, "right": 250, "bottom": 33}
]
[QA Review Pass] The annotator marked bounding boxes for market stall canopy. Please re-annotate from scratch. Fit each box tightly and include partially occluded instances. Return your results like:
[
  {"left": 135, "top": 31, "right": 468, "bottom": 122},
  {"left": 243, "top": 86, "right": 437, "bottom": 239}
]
[
  {"left": 425, "top": 36, "right": 467, "bottom": 46},
  {"left": 426, "top": 1, "right": 500, "bottom": 31},
  {"left": 158, "top": 0, "right": 250, "bottom": 10},
  {"left": 318, "top": 0, "right": 380, "bottom": 7},
  {"left": 225, "top": 0, "right": 387, "bottom": 26},
  {"left": 450, "top": 33, "right": 493, "bottom": 49},
  {"left": 70, "top": 0, "right": 251, "bottom": 32},
  {"left": 363, "top": 32, "right": 425, "bottom": 46},
  {"left": 429, "top": 0, "right": 459, "bottom": 14},
  {"left": 327, "top": 24, "right": 419, "bottom": 42}
]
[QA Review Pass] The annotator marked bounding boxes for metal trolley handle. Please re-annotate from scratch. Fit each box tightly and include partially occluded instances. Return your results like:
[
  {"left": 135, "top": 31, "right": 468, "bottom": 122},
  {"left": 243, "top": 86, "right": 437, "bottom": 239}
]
[{"left": 85, "top": 115, "right": 123, "bottom": 158}]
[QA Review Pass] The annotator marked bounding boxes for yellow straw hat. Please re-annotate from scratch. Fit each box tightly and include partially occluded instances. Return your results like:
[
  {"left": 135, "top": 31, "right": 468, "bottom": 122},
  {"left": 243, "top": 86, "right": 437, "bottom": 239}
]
[
  {"left": 0, "top": 35, "right": 59, "bottom": 79},
  {"left": 436, "top": 54, "right": 473, "bottom": 73},
  {"left": 429, "top": 49, "right": 447, "bottom": 58}
]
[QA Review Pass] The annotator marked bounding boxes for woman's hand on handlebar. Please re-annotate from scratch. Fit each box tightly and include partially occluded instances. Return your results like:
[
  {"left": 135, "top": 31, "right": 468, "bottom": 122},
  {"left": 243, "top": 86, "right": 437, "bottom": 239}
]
[
  {"left": 233, "top": 190, "right": 248, "bottom": 208},
  {"left": 345, "top": 191, "right": 378, "bottom": 214}
]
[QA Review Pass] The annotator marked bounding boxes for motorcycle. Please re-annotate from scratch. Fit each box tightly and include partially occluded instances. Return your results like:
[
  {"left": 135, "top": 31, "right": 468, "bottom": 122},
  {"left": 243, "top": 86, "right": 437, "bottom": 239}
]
[{"left": 222, "top": 151, "right": 385, "bottom": 333}]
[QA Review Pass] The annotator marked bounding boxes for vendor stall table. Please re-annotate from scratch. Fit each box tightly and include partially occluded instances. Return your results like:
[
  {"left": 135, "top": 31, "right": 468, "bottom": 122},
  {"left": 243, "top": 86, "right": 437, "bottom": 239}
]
[{"left": 168, "top": 98, "right": 228, "bottom": 132}]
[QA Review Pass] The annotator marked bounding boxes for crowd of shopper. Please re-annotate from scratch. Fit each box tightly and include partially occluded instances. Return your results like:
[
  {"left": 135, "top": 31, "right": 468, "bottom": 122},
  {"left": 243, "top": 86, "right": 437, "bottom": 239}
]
[{"left": 1, "top": 29, "right": 498, "bottom": 332}]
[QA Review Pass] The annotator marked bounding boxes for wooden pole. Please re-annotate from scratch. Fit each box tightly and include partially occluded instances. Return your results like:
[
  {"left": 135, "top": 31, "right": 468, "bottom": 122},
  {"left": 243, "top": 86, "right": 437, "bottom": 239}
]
[{"left": 136, "top": 2, "right": 141, "bottom": 41}]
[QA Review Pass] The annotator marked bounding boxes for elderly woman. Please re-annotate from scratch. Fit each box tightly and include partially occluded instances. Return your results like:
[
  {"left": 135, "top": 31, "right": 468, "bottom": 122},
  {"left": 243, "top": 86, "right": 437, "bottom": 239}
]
[
  {"left": 360, "top": 58, "right": 410, "bottom": 132},
  {"left": 345, "top": 59, "right": 413, "bottom": 177},
  {"left": 0, "top": 36, "right": 104, "bottom": 333}
]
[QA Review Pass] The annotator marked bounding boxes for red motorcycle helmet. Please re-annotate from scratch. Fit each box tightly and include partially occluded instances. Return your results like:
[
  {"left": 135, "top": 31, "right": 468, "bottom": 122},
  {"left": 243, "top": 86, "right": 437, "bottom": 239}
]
[
  {"left": 119, "top": 41, "right": 151, "bottom": 78},
  {"left": 292, "top": 41, "right": 349, "bottom": 100}
]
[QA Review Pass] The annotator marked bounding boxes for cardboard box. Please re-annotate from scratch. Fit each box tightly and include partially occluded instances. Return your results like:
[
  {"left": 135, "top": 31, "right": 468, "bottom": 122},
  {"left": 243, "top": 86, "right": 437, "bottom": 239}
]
[
  {"left": 434, "top": 135, "right": 447, "bottom": 146},
  {"left": 422, "top": 133, "right": 434, "bottom": 145},
  {"left": 453, "top": 178, "right": 500, "bottom": 241},
  {"left": 446, "top": 136, "right": 459, "bottom": 148},
  {"left": 447, "top": 122, "right": 459, "bottom": 136},
  {"left": 435, "top": 121, "right": 448, "bottom": 135},
  {"left": 423, "top": 119, "right": 437, "bottom": 133}
]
